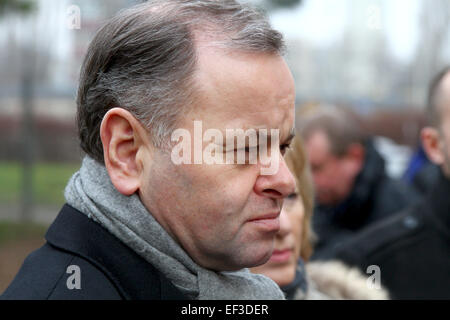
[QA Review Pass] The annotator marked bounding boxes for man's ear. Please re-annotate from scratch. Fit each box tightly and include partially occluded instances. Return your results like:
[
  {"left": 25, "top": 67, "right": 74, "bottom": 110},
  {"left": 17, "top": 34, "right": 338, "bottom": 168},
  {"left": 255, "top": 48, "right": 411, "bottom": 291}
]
[
  {"left": 100, "top": 108, "right": 150, "bottom": 196},
  {"left": 421, "top": 127, "right": 444, "bottom": 165},
  {"left": 346, "top": 143, "right": 365, "bottom": 169}
]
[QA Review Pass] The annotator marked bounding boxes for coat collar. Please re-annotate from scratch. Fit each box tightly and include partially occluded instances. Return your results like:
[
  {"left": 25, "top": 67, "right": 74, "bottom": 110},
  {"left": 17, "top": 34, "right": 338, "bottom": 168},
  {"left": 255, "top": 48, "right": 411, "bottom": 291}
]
[
  {"left": 427, "top": 170, "right": 450, "bottom": 234},
  {"left": 45, "top": 204, "right": 187, "bottom": 300}
]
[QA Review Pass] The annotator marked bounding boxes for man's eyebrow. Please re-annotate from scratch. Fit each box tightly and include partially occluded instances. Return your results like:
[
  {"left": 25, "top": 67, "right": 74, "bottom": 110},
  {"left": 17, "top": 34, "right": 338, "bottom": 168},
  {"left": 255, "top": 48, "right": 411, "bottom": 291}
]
[
  {"left": 222, "top": 127, "right": 295, "bottom": 144},
  {"left": 252, "top": 128, "right": 295, "bottom": 144}
]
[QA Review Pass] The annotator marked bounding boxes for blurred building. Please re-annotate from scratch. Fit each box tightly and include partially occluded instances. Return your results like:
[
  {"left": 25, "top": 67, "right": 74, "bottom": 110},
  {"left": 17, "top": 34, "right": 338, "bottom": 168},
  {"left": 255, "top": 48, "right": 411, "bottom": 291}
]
[
  {"left": 0, "top": 0, "right": 140, "bottom": 162},
  {"left": 273, "top": 0, "right": 450, "bottom": 113},
  {"left": 0, "top": 0, "right": 449, "bottom": 161},
  {"left": 0, "top": 0, "right": 140, "bottom": 117}
]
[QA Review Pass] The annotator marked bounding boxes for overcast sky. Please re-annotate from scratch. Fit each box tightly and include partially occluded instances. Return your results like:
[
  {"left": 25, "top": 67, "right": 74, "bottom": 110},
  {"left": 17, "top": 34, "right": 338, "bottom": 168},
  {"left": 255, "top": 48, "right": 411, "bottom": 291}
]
[{"left": 267, "top": 0, "right": 421, "bottom": 62}]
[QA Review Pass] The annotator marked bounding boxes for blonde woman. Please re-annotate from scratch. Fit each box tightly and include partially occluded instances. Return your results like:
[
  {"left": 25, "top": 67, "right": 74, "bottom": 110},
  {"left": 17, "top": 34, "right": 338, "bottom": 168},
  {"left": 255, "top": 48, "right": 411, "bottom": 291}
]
[{"left": 251, "top": 136, "right": 389, "bottom": 300}]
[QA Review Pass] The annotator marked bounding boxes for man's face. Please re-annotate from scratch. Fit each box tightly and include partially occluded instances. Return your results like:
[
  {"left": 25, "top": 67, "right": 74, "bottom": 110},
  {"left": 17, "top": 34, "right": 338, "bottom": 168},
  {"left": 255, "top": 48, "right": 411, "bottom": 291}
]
[
  {"left": 139, "top": 48, "right": 296, "bottom": 271},
  {"left": 305, "top": 130, "right": 359, "bottom": 206},
  {"left": 436, "top": 106, "right": 450, "bottom": 176},
  {"left": 435, "top": 75, "right": 450, "bottom": 177},
  {"left": 423, "top": 72, "right": 450, "bottom": 177}
]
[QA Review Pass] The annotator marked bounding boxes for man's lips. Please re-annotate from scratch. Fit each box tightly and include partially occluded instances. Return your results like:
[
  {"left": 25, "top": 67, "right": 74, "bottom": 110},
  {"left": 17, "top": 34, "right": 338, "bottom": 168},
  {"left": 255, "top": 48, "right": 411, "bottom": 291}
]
[{"left": 247, "top": 212, "right": 281, "bottom": 232}]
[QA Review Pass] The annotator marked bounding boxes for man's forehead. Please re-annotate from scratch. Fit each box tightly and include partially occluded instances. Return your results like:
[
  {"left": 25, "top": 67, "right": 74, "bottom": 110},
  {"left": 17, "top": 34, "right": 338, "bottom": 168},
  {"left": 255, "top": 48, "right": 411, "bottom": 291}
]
[
  {"left": 189, "top": 47, "right": 296, "bottom": 136},
  {"left": 307, "top": 130, "right": 331, "bottom": 153},
  {"left": 194, "top": 46, "right": 294, "bottom": 95}
]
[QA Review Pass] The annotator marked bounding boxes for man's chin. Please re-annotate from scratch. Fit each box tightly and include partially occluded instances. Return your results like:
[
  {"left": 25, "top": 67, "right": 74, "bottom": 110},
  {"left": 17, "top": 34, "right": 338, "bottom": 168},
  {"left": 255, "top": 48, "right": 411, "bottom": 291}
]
[{"left": 245, "top": 246, "right": 277, "bottom": 269}]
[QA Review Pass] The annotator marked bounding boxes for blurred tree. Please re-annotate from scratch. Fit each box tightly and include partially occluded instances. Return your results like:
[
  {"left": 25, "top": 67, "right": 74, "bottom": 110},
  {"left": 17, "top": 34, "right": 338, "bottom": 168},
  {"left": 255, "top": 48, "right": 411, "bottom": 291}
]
[
  {"left": 410, "top": 0, "right": 450, "bottom": 107},
  {"left": 268, "top": 0, "right": 302, "bottom": 9},
  {"left": 0, "top": 0, "right": 36, "bottom": 222},
  {"left": 252, "top": 0, "right": 302, "bottom": 11},
  {"left": 0, "top": 0, "right": 34, "bottom": 16}
]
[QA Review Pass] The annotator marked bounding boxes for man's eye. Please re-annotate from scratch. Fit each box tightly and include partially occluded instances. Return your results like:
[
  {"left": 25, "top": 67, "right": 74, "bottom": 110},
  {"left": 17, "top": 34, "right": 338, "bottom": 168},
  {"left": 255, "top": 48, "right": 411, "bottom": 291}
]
[{"left": 280, "top": 143, "right": 291, "bottom": 155}]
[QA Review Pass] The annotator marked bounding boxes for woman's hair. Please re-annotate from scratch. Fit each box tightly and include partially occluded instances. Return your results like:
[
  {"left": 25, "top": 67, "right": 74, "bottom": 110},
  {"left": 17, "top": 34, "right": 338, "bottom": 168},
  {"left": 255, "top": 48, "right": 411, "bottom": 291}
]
[{"left": 284, "top": 135, "right": 315, "bottom": 261}]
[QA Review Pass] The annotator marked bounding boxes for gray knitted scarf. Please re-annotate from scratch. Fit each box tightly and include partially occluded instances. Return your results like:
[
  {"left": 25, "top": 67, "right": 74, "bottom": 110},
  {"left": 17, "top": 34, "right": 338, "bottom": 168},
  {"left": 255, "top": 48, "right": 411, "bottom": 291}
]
[{"left": 64, "top": 156, "right": 284, "bottom": 300}]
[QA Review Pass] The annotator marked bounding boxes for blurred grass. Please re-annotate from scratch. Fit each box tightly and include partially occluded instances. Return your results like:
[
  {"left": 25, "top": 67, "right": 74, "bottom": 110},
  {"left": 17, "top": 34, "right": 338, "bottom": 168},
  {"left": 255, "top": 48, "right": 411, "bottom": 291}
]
[
  {"left": 0, "top": 221, "right": 46, "bottom": 245},
  {"left": 0, "top": 162, "right": 79, "bottom": 205}
]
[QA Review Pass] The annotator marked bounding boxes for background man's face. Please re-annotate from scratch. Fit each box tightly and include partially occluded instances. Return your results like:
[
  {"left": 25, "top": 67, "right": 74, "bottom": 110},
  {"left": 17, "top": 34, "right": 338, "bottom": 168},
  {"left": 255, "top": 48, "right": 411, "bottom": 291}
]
[
  {"left": 437, "top": 105, "right": 450, "bottom": 177},
  {"left": 139, "top": 48, "right": 296, "bottom": 271},
  {"left": 435, "top": 74, "right": 450, "bottom": 177},
  {"left": 305, "top": 130, "right": 359, "bottom": 206}
]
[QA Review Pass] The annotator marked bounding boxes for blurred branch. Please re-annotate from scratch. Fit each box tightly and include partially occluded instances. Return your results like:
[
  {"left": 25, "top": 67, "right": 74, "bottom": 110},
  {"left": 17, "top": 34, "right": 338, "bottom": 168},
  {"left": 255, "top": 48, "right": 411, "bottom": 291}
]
[
  {"left": 254, "top": 0, "right": 303, "bottom": 12},
  {"left": 267, "top": 0, "right": 302, "bottom": 9},
  {"left": 0, "top": 0, "right": 38, "bottom": 220},
  {"left": 410, "top": 0, "right": 450, "bottom": 105},
  {"left": 0, "top": 0, "right": 35, "bottom": 17},
  {"left": 20, "top": 45, "right": 35, "bottom": 222}
]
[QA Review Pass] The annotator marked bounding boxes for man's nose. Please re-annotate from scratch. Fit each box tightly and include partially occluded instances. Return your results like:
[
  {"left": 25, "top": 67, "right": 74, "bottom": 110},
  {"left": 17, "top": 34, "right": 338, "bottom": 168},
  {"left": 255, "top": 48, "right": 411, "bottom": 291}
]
[{"left": 254, "top": 154, "right": 296, "bottom": 199}]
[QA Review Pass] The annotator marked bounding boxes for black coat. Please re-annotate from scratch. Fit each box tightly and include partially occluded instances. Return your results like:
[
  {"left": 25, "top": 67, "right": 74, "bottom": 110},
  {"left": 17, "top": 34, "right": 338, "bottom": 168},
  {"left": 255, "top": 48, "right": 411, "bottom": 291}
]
[
  {"left": 1, "top": 204, "right": 187, "bottom": 300},
  {"left": 311, "top": 141, "right": 418, "bottom": 260},
  {"left": 336, "top": 170, "right": 450, "bottom": 299}
]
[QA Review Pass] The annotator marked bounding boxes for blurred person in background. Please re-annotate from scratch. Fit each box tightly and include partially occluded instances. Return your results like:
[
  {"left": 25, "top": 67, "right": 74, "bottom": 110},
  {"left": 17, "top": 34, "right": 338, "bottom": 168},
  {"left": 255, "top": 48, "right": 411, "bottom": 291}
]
[
  {"left": 403, "top": 143, "right": 439, "bottom": 196},
  {"left": 297, "top": 106, "right": 416, "bottom": 260},
  {"left": 251, "top": 135, "right": 389, "bottom": 300},
  {"left": 402, "top": 70, "right": 450, "bottom": 198},
  {"left": 336, "top": 67, "right": 450, "bottom": 299},
  {"left": 1, "top": 0, "right": 296, "bottom": 300}
]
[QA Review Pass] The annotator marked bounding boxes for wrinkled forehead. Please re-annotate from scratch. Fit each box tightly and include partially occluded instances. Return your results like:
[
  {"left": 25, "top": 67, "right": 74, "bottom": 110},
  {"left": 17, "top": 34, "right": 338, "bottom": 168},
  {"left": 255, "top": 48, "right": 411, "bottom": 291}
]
[{"left": 190, "top": 46, "right": 296, "bottom": 136}]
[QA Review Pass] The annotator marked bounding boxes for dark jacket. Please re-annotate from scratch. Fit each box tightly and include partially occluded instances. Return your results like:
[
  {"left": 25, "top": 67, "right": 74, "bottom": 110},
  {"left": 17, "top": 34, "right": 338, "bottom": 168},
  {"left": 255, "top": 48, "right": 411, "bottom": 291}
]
[
  {"left": 311, "top": 140, "right": 418, "bottom": 260},
  {"left": 403, "top": 144, "right": 440, "bottom": 195},
  {"left": 411, "top": 163, "right": 440, "bottom": 196},
  {"left": 336, "top": 170, "right": 450, "bottom": 299},
  {"left": 1, "top": 204, "right": 187, "bottom": 300}
]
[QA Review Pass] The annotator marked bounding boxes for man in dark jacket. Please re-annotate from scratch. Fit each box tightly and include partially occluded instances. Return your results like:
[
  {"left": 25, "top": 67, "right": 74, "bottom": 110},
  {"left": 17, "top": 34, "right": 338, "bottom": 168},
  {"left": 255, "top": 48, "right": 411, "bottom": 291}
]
[
  {"left": 336, "top": 66, "right": 450, "bottom": 299},
  {"left": 298, "top": 107, "right": 416, "bottom": 260},
  {"left": 1, "top": 0, "right": 297, "bottom": 300}
]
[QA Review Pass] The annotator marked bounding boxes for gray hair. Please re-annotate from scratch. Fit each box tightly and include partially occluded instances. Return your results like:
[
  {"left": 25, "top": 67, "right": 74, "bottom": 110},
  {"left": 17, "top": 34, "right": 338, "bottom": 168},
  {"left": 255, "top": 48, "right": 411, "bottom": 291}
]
[
  {"left": 77, "top": 0, "right": 285, "bottom": 163},
  {"left": 297, "top": 105, "right": 365, "bottom": 157}
]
